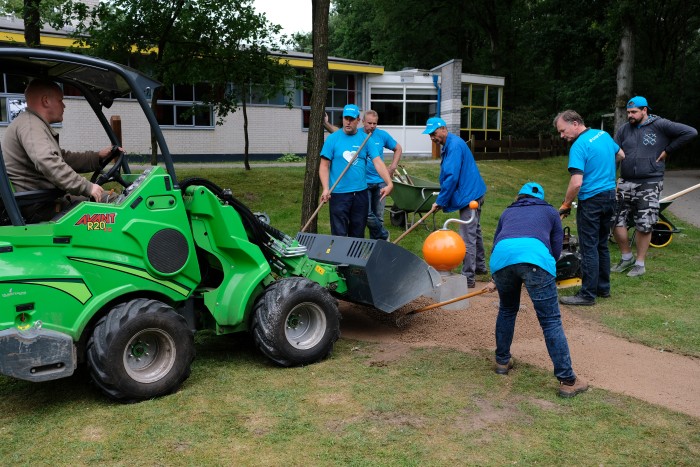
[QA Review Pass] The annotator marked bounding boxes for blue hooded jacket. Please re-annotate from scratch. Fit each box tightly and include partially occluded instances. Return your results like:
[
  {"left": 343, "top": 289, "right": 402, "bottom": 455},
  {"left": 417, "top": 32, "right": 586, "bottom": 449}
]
[{"left": 436, "top": 133, "right": 487, "bottom": 212}]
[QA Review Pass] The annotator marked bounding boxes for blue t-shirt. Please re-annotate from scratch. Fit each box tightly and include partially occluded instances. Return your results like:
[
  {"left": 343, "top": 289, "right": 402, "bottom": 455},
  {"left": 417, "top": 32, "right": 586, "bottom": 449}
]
[
  {"left": 321, "top": 130, "right": 381, "bottom": 193},
  {"left": 364, "top": 128, "right": 398, "bottom": 184},
  {"left": 568, "top": 129, "right": 619, "bottom": 200}
]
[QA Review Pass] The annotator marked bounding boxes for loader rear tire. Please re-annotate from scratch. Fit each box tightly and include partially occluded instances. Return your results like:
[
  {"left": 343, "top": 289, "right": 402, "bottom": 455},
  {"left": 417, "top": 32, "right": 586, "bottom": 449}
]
[
  {"left": 87, "top": 299, "right": 195, "bottom": 402},
  {"left": 252, "top": 277, "right": 340, "bottom": 367}
]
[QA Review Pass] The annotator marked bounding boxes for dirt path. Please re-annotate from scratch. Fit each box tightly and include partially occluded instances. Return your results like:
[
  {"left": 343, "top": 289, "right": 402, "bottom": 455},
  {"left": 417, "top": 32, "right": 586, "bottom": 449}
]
[{"left": 339, "top": 280, "right": 700, "bottom": 419}]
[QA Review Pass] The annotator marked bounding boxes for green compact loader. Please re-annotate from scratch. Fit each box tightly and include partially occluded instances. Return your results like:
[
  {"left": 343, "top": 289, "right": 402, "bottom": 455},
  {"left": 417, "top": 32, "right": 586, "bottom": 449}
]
[{"left": 0, "top": 49, "right": 439, "bottom": 401}]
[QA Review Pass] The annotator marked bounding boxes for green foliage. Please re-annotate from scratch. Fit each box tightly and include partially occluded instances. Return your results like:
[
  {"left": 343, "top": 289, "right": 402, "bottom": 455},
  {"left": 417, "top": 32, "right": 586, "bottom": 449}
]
[
  {"left": 58, "top": 0, "right": 296, "bottom": 122},
  {"left": 328, "top": 0, "right": 700, "bottom": 141},
  {"left": 290, "top": 31, "right": 313, "bottom": 54},
  {"left": 277, "top": 153, "right": 304, "bottom": 163}
]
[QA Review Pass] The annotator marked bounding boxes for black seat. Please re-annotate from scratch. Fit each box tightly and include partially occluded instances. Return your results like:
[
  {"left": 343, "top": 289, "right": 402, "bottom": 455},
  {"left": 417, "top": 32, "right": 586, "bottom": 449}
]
[{"left": 0, "top": 143, "right": 64, "bottom": 226}]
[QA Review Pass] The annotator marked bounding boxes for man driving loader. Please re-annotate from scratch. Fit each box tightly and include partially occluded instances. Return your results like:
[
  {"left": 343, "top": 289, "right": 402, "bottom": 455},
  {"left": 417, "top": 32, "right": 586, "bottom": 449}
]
[{"left": 2, "top": 78, "right": 119, "bottom": 223}]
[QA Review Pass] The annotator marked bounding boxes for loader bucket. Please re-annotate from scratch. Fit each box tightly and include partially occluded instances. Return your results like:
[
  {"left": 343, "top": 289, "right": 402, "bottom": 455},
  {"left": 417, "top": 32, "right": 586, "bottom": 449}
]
[{"left": 295, "top": 233, "right": 441, "bottom": 313}]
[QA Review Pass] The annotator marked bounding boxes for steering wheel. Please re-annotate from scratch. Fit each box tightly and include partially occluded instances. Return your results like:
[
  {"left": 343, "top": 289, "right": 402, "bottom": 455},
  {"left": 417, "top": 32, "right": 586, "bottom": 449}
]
[{"left": 91, "top": 145, "right": 127, "bottom": 187}]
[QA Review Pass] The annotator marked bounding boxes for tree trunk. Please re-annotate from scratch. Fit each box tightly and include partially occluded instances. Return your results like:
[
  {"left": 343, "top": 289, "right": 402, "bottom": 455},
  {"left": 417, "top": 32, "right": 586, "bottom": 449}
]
[
  {"left": 614, "top": 21, "right": 635, "bottom": 134},
  {"left": 300, "top": 0, "right": 330, "bottom": 232},
  {"left": 23, "top": 0, "right": 41, "bottom": 47}
]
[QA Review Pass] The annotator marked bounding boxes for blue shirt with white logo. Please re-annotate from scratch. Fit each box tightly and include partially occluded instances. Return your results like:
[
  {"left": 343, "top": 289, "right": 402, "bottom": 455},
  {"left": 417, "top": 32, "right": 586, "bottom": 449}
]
[
  {"left": 568, "top": 129, "right": 618, "bottom": 200},
  {"left": 321, "top": 130, "right": 381, "bottom": 193},
  {"left": 363, "top": 128, "right": 398, "bottom": 184}
]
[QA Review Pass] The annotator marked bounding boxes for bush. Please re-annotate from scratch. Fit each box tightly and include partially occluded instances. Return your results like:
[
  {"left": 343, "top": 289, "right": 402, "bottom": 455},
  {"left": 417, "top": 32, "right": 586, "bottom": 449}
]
[{"left": 277, "top": 153, "right": 304, "bottom": 163}]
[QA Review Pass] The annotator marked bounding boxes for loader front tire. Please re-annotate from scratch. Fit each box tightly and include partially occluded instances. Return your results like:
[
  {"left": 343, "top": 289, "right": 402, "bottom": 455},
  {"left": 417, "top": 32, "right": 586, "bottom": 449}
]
[
  {"left": 87, "top": 299, "right": 195, "bottom": 402},
  {"left": 252, "top": 277, "right": 340, "bottom": 367}
]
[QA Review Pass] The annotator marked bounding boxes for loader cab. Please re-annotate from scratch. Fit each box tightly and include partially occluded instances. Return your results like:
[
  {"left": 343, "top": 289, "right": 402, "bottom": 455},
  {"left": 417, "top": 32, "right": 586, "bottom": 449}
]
[{"left": 0, "top": 48, "right": 178, "bottom": 226}]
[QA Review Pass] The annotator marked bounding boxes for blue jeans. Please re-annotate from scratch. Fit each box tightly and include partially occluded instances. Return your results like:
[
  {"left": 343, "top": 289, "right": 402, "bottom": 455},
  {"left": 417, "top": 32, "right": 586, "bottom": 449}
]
[
  {"left": 576, "top": 190, "right": 616, "bottom": 301},
  {"left": 366, "top": 182, "right": 389, "bottom": 240},
  {"left": 493, "top": 264, "right": 576, "bottom": 382},
  {"left": 459, "top": 196, "right": 486, "bottom": 283},
  {"left": 329, "top": 189, "right": 369, "bottom": 237}
]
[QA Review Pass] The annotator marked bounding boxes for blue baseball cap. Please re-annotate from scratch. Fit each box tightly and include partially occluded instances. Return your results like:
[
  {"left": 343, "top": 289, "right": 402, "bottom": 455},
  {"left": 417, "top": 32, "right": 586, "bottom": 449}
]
[
  {"left": 627, "top": 96, "right": 651, "bottom": 110},
  {"left": 422, "top": 117, "right": 447, "bottom": 134},
  {"left": 518, "top": 182, "right": 545, "bottom": 200},
  {"left": 342, "top": 104, "right": 360, "bottom": 119}
]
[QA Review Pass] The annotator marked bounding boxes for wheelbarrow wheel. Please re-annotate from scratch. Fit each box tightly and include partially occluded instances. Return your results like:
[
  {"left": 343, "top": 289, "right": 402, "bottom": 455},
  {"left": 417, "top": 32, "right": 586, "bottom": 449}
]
[
  {"left": 390, "top": 207, "right": 406, "bottom": 227},
  {"left": 650, "top": 220, "right": 673, "bottom": 248}
]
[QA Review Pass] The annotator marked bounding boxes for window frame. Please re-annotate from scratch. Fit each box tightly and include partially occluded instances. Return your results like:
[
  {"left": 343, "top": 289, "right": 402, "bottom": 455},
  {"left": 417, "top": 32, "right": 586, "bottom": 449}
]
[
  {"left": 459, "top": 83, "right": 503, "bottom": 142},
  {"left": 369, "top": 83, "right": 437, "bottom": 127},
  {"left": 301, "top": 71, "right": 363, "bottom": 130},
  {"left": 155, "top": 83, "right": 215, "bottom": 129}
]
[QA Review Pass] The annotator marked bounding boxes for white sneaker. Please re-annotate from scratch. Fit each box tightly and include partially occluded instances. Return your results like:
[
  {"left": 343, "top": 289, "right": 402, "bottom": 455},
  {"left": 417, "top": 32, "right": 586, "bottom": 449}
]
[{"left": 627, "top": 265, "right": 646, "bottom": 277}]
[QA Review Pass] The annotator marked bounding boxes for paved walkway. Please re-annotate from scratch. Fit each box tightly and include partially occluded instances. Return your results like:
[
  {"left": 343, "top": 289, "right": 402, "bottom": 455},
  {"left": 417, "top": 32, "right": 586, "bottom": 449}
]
[{"left": 662, "top": 170, "right": 700, "bottom": 228}]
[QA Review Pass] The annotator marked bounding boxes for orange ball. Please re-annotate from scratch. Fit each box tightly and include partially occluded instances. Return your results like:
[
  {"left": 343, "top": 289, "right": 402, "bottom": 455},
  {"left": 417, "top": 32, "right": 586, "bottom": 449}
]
[
  {"left": 468, "top": 200, "right": 479, "bottom": 209},
  {"left": 422, "top": 229, "right": 466, "bottom": 271}
]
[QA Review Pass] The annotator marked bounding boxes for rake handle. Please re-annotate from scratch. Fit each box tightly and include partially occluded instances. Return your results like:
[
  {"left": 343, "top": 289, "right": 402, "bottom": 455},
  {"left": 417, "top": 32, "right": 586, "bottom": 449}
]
[
  {"left": 301, "top": 131, "right": 373, "bottom": 233},
  {"left": 659, "top": 182, "right": 700, "bottom": 203},
  {"left": 409, "top": 287, "right": 490, "bottom": 314},
  {"left": 392, "top": 205, "right": 439, "bottom": 245}
]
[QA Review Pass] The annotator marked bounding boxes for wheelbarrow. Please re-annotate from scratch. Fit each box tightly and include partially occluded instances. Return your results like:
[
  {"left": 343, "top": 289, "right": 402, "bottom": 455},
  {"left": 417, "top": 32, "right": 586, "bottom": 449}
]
[
  {"left": 388, "top": 166, "right": 440, "bottom": 231},
  {"left": 623, "top": 182, "right": 700, "bottom": 248}
]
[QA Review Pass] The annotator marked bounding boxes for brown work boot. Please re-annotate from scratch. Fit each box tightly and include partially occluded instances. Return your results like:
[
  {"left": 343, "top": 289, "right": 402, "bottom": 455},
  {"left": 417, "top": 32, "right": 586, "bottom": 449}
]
[
  {"left": 558, "top": 377, "right": 589, "bottom": 398},
  {"left": 494, "top": 358, "right": 514, "bottom": 375}
]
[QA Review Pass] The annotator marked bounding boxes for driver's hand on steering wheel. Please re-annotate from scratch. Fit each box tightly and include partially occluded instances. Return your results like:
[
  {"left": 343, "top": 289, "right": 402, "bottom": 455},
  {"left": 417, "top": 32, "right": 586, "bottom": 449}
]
[
  {"left": 98, "top": 145, "right": 125, "bottom": 159},
  {"left": 90, "top": 183, "right": 106, "bottom": 202}
]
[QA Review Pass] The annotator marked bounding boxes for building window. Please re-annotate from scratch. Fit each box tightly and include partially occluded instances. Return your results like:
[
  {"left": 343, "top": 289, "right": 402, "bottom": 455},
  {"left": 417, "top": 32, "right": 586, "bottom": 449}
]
[
  {"left": 1, "top": 74, "right": 30, "bottom": 124},
  {"left": 460, "top": 83, "right": 502, "bottom": 142},
  {"left": 302, "top": 71, "right": 362, "bottom": 129},
  {"left": 245, "top": 79, "right": 296, "bottom": 106},
  {"left": 370, "top": 85, "right": 437, "bottom": 126},
  {"left": 155, "top": 83, "right": 214, "bottom": 128}
]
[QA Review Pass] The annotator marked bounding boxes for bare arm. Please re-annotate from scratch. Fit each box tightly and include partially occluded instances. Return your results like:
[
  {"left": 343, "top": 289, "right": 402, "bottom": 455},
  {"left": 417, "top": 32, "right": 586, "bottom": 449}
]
[
  {"left": 319, "top": 158, "right": 331, "bottom": 202},
  {"left": 323, "top": 113, "right": 338, "bottom": 133},
  {"left": 563, "top": 173, "right": 583, "bottom": 207},
  {"left": 372, "top": 157, "right": 394, "bottom": 200},
  {"left": 387, "top": 143, "right": 403, "bottom": 177}
]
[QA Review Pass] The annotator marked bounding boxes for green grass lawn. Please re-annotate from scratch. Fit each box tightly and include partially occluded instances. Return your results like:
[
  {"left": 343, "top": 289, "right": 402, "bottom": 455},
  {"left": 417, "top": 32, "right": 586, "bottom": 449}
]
[
  {"left": 1, "top": 157, "right": 698, "bottom": 465},
  {"left": 1, "top": 338, "right": 698, "bottom": 465}
]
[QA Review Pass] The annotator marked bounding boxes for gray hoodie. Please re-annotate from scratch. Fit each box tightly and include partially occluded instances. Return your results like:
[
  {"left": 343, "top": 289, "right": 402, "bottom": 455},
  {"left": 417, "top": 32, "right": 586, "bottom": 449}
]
[{"left": 614, "top": 115, "right": 697, "bottom": 182}]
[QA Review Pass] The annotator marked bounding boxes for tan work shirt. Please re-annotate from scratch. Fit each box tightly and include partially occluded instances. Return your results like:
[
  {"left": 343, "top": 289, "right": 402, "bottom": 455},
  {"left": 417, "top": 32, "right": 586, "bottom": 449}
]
[{"left": 2, "top": 109, "right": 101, "bottom": 196}]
